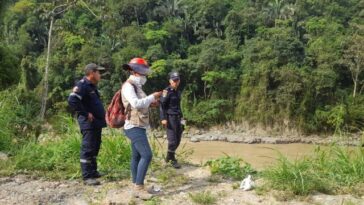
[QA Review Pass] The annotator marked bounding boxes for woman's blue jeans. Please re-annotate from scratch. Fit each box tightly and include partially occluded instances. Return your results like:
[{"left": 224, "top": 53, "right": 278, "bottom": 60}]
[{"left": 124, "top": 127, "right": 153, "bottom": 185}]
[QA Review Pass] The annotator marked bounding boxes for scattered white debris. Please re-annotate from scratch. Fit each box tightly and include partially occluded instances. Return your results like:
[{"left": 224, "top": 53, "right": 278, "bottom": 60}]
[
  {"left": 148, "top": 185, "right": 162, "bottom": 193},
  {"left": 240, "top": 175, "right": 255, "bottom": 191},
  {"left": 152, "top": 185, "right": 161, "bottom": 192}
]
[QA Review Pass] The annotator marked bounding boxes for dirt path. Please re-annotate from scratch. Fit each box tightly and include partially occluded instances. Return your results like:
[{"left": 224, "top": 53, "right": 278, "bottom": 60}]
[{"left": 1, "top": 165, "right": 363, "bottom": 205}]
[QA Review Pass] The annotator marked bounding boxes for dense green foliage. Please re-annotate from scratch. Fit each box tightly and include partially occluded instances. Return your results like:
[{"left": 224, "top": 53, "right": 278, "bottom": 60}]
[
  {"left": 0, "top": 89, "right": 41, "bottom": 152},
  {"left": 0, "top": 0, "right": 364, "bottom": 138}
]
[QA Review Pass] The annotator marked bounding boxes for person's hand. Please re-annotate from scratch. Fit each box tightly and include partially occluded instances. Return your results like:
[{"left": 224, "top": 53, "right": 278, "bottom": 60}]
[
  {"left": 87, "top": 113, "right": 95, "bottom": 122},
  {"left": 161, "top": 120, "right": 167, "bottom": 127},
  {"left": 150, "top": 100, "right": 160, "bottom": 107},
  {"left": 152, "top": 91, "right": 163, "bottom": 99}
]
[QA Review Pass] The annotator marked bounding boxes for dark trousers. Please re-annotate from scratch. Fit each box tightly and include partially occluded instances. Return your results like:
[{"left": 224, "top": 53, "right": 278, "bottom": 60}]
[
  {"left": 166, "top": 115, "right": 183, "bottom": 157},
  {"left": 80, "top": 129, "right": 102, "bottom": 179},
  {"left": 124, "top": 127, "right": 153, "bottom": 185}
]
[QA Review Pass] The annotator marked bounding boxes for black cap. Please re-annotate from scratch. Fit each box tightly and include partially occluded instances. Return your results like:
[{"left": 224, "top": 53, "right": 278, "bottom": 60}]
[
  {"left": 85, "top": 63, "right": 105, "bottom": 74},
  {"left": 169, "top": 71, "right": 180, "bottom": 80}
]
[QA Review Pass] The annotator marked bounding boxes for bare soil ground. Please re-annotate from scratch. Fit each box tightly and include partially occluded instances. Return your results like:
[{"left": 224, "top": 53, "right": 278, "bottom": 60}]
[{"left": 1, "top": 164, "right": 363, "bottom": 205}]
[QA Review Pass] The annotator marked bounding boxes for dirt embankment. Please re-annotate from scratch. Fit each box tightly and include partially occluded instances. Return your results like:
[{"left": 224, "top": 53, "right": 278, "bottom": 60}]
[{"left": 1, "top": 165, "right": 363, "bottom": 205}]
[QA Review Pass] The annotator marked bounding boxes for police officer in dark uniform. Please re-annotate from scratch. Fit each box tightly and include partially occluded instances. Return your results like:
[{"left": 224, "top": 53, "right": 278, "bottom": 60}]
[
  {"left": 160, "top": 71, "right": 185, "bottom": 169},
  {"left": 68, "top": 63, "right": 106, "bottom": 185}
]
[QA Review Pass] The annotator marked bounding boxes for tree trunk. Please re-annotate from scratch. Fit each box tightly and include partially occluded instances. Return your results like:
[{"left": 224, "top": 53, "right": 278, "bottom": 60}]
[
  {"left": 134, "top": 7, "right": 139, "bottom": 26},
  {"left": 352, "top": 68, "right": 360, "bottom": 98},
  {"left": 359, "top": 83, "right": 364, "bottom": 95},
  {"left": 40, "top": 16, "right": 54, "bottom": 121},
  {"left": 203, "top": 80, "right": 207, "bottom": 99}
]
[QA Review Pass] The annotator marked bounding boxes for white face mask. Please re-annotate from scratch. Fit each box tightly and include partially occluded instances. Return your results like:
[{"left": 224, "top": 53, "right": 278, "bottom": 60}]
[
  {"left": 139, "top": 76, "right": 147, "bottom": 85},
  {"left": 130, "top": 75, "right": 147, "bottom": 86}
]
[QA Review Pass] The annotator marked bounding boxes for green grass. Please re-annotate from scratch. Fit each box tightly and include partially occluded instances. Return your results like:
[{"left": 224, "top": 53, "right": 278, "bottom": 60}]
[
  {"left": 0, "top": 90, "right": 19, "bottom": 152},
  {"left": 98, "top": 129, "right": 131, "bottom": 180},
  {"left": 0, "top": 115, "right": 131, "bottom": 180},
  {"left": 189, "top": 191, "right": 217, "bottom": 205},
  {"left": 343, "top": 200, "right": 357, "bottom": 205},
  {"left": 263, "top": 146, "right": 364, "bottom": 196},
  {"left": 144, "top": 197, "right": 162, "bottom": 205},
  {"left": 154, "top": 166, "right": 189, "bottom": 187},
  {"left": 262, "top": 153, "right": 330, "bottom": 195},
  {"left": 149, "top": 132, "right": 194, "bottom": 164},
  {"left": 204, "top": 146, "right": 364, "bottom": 197},
  {"left": 12, "top": 138, "right": 80, "bottom": 178},
  {"left": 205, "top": 156, "right": 256, "bottom": 180}
]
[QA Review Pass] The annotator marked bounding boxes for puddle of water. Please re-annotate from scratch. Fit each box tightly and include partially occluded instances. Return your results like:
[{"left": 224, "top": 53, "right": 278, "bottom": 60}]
[{"left": 157, "top": 138, "right": 316, "bottom": 169}]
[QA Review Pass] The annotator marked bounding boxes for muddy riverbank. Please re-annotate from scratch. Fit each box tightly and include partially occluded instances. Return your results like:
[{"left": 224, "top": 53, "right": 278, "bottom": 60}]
[{"left": 149, "top": 125, "right": 363, "bottom": 146}]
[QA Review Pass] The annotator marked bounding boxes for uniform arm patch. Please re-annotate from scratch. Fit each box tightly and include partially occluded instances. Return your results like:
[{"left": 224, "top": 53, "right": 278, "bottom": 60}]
[{"left": 162, "top": 89, "right": 168, "bottom": 97}]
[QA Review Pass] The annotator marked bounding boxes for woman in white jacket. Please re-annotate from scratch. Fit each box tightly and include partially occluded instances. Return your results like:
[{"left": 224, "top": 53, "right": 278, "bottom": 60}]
[{"left": 121, "top": 58, "right": 162, "bottom": 199}]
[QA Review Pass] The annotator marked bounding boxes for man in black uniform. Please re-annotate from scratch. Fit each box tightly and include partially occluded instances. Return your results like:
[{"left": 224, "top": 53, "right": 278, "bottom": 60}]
[
  {"left": 160, "top": 71, "right": 185, "bottom": 169},
  {"left": 68, "top": 63, "right": 106, "bottom": 185}
]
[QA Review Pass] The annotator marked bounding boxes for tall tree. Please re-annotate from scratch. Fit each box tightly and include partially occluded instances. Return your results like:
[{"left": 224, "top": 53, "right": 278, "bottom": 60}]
[
  {"left": 40, "top": 1, "right": 76, "bottom": 121},
  {"left": 342, "top": 33, "right": 364, "bottom": 97}
]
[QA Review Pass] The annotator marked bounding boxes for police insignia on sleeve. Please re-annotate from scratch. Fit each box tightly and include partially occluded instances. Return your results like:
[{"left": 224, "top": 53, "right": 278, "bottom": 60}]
[
  {"left": 73, "top": 86, "right": 80, "bottom": 92},
  {"left": 162, "top": 90, "right": 168, "bottom": 97}
]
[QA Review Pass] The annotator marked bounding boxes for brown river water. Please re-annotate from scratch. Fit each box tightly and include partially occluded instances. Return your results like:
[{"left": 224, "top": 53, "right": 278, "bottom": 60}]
[{"left": 159, "top": 139, "right": 316, "bottom": 169}]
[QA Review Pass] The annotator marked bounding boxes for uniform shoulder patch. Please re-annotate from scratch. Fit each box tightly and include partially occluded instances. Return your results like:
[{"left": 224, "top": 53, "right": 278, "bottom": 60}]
[
  {"left": 162, "top": 89, "right": 168, "bottom": 97},
  {"left": 73, "top": 86, "right": 80, "bottom": 93}
]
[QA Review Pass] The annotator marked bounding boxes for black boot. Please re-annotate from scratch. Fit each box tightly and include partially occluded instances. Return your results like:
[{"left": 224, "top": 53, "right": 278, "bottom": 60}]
[
  {"left": 165, "top": 151, "right": 173, "bottom": 163},
  {"left": 91, "top": 158, "right": 103, "bottom": 178},
  {"left": 81, "top": 160, "right": 94, "bottom": 179},
  {"left": 171, "top": 153, "right": 181, "bottom": 169},
  {"left": 81, "top": 160, "right": 101, "bottom": 185},
  {"left": 166, "top": 152, "right": 181, "bottom": 169},
  {"left": 171, "top": 160, "right": 181, "bottom": 169},
  {"left": 91, "top": 170, "right": 104, "bottom": 178}
]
